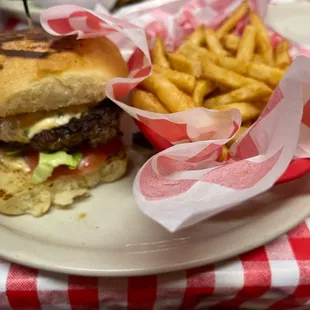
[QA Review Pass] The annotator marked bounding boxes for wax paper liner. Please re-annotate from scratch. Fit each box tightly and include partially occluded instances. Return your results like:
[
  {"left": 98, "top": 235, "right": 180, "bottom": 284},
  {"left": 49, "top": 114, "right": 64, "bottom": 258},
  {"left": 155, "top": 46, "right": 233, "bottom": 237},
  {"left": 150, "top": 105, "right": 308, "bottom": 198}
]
[{"left": 41, "top": 2, "right": 310, "bottom": 232}]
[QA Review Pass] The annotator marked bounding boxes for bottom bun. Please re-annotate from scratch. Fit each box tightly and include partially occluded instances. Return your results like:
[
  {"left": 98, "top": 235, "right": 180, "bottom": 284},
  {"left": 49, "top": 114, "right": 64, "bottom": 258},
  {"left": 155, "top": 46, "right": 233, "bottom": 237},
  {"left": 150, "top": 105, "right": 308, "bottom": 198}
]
[{"left": 0, "top": 149, "right": 128, "bottom": 217}]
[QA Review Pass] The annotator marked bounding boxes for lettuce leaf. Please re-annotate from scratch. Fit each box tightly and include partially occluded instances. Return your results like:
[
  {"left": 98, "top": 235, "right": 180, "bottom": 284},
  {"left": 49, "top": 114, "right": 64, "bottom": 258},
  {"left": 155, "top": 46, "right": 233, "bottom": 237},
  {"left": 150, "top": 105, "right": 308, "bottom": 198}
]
[{"left": 32, "top": 151, "right": 82, "bottom": 184}]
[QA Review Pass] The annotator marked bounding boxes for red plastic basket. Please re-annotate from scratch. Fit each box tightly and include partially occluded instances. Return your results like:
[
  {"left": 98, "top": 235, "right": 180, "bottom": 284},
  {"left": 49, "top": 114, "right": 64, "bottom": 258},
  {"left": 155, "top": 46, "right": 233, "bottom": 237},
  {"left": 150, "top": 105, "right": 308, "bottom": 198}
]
[{"left": 135, "top": 120, "right": 310, "bottom": 185}]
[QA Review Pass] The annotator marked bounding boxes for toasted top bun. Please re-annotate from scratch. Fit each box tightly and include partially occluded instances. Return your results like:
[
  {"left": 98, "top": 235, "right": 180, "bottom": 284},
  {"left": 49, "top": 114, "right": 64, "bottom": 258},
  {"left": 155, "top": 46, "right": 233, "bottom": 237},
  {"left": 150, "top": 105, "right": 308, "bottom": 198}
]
[{"left": 0, "top": 28, "right": 128, "bottom": 117}]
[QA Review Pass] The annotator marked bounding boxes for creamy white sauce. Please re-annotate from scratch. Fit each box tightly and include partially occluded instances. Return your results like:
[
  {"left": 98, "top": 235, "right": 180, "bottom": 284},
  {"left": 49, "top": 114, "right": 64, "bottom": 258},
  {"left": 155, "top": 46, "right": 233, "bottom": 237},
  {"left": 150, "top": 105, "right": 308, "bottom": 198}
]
[{"left": 27, "top": 112, "right": 82, "bottom": 139}]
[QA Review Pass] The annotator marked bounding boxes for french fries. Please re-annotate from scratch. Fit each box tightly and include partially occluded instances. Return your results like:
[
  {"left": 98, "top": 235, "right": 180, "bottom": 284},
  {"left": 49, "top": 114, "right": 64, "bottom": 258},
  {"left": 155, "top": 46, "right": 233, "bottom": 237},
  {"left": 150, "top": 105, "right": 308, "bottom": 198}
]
[
  {"left": 204, "top": 84, "right": 272, "bottom": 108},
  {"left": 140, "top": 73, "right": 197, "bottom": 112},
  {"left": 167, "top": 53, "right": 202, "bottom": 77},
  {"left": 212, "top": 102, "right": 261, "bottom": 122},
  {"left": 237, "top": 25, "right": 256, "bottom": 61},
  {"left": 250, "top": 11, "right": 273, "bottom": 65},
  {"left": 133, "top": 1, "right": 292, "bottom": 160},
  {"left": 242, "top": 120, "right": 253, "bottom": 127},
  {"left": 218, "top": 145, "right": 229, "bottom": 162},
  {"left": 192, "top": 80, "right": 217, "bottom": 106},
  {"left": 132, "top": 89, "right": 169, "bottom": 113},
  {"left": 217, "top": 1, "right": 249, "bottom": 39},
  {"left": 275, "top": 40, "right": 291, "bottom": 69},
  {"left": 253, "top": 54, "right": 265, "bottom": 64},
  {"left": 226, "top": 126, "right": 249, "bottom": 147},
  {"left": 180, "top": 46, "right": 284, "bottom": 87},
  {"left": 201, "top": 58, "right": 256, "bottom": 89},
  {"left": 219, "top": 126, "right": 250, "bottom": 160},
  {"left": 222, "top": 34, "right": 240, "bottom": 53},
  {"left": 153, "top": 65, "right": 196, "bottom": 94},
  {"left": 247, "top": 62, "right": 284, "bottom": 87},
  {"left": 152, "top": 38, "right": 170, "bottom": 68},
  {"left": 205, "top": 29, "right": 229, "bottom": 56},
  {"left": 187, "top": 25, "right": 205, "bottom": 46},
  {"left": 177, "top": 26, "right": 206, "bottom": 53}
]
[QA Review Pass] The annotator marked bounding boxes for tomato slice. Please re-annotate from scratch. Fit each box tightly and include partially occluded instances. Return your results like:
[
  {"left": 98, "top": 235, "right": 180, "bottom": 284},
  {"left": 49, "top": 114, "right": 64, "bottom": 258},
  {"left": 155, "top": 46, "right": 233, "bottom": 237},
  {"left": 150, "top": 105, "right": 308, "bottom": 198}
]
[
  {"left": 24, "top": 137, "right": 123, "bottom": 179},
  {"left": 24, "top": 151, "right": 39, "bottom": 171}
]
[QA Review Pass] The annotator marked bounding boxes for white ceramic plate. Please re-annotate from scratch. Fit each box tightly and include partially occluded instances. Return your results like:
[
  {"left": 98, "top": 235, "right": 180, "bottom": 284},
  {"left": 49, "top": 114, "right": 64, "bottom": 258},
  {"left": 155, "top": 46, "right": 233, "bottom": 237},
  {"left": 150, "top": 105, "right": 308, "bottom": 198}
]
[
  {"left": 265, "top": 2, "right": 310, "bottom": 46},
  {"left": 0, "top": 147, "right": 310, "bottom": 277}
]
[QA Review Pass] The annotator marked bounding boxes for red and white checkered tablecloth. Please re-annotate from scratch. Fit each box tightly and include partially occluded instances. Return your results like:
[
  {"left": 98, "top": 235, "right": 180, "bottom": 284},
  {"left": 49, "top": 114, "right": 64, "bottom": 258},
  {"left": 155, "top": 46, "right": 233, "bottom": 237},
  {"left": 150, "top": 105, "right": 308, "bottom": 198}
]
[
  {"left": 2, "top": 14, "right": 310, "bottom": 310},
  {"left": 0, "top": 220, "right": 310, "bottom": 310}
]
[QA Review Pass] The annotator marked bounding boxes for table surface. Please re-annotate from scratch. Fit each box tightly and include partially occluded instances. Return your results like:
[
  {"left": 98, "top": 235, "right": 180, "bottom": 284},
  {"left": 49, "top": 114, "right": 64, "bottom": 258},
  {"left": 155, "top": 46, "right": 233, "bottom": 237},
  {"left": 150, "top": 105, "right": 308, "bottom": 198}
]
[{"left": 1, "top": 12, "right": 310, "bottom": 310}]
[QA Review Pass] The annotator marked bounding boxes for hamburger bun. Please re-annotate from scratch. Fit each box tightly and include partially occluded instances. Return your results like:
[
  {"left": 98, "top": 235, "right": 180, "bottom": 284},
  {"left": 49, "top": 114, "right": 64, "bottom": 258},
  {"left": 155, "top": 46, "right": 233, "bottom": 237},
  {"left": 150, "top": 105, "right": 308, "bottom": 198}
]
[
  {"left": 0, "top": 28, "right": 128, "bottom": 117},
  {"left": 0, "top": 28, "right": 129, "bottom": 216}
]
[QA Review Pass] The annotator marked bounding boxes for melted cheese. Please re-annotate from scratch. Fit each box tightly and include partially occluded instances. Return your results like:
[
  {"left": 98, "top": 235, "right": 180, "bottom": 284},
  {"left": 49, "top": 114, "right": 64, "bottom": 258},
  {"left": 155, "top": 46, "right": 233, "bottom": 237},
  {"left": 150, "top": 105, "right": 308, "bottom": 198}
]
[
  {"left": 0, "top": 151, "right": 30, "bottom": 173},
  {"left": 27, "top": 112, "right": 82, "bottom": 139}
]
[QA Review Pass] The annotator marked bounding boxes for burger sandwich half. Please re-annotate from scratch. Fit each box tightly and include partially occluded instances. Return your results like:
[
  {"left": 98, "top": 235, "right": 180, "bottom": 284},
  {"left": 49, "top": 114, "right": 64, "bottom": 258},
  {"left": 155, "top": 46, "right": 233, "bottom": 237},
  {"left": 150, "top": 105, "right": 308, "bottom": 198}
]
[{"left": 0, "top": 28, "right": 128, "bottom": 216}]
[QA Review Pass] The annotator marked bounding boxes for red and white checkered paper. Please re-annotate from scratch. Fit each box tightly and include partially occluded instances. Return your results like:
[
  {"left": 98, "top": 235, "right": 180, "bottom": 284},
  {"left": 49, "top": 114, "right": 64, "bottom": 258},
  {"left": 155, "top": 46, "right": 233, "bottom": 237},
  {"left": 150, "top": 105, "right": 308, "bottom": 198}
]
[{"left": 41, "top": 1, "right": 310, "bottom": 232}]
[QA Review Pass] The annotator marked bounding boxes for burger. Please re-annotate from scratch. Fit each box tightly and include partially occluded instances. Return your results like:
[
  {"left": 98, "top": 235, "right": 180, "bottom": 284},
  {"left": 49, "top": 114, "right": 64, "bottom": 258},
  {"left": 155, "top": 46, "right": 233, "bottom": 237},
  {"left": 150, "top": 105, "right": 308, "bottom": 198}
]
[{"left": 0, "top": 28, "right": 128, "bottom": 216}]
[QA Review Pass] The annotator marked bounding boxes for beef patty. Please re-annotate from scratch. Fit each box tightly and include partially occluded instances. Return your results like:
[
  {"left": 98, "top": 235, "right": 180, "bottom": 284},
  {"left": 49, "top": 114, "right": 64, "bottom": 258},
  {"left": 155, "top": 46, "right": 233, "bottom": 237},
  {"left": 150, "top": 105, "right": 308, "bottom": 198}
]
[{"left": 1, "top": 100, "right": 122, "bottom": 153}]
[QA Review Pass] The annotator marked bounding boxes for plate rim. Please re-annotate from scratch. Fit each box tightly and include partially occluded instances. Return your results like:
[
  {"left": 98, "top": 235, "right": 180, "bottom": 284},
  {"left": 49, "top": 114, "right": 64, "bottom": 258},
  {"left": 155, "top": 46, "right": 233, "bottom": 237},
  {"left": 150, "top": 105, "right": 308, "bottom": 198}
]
[{"left": 0, "top": 173, "right": 309, "bottom": 277}]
